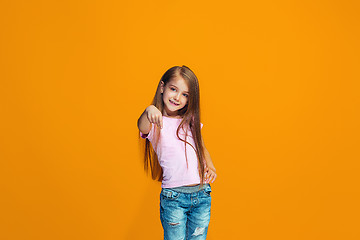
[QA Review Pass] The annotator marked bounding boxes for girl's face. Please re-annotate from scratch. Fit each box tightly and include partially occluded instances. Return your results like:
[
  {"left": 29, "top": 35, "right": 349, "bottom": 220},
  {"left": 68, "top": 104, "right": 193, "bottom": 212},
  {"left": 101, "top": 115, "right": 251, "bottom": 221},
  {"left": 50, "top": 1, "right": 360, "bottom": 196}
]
[{"left": 160, "top": 75, "right": 189, "bottom": 117}]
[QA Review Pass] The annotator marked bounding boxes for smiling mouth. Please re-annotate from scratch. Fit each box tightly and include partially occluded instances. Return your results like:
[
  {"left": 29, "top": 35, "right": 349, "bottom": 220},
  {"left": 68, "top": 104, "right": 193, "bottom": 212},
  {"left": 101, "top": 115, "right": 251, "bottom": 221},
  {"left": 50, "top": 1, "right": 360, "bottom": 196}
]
[{"left": 170, "top": 100, "right": 180, "bottom": 106}]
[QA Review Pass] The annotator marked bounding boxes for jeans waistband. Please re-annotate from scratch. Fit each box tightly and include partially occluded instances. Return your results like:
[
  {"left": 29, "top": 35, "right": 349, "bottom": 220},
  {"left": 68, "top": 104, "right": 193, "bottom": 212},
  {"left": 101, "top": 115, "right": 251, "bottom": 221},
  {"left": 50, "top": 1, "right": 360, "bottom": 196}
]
[{"left": 165, "top": 183, "right": 210, "bottom": 193}]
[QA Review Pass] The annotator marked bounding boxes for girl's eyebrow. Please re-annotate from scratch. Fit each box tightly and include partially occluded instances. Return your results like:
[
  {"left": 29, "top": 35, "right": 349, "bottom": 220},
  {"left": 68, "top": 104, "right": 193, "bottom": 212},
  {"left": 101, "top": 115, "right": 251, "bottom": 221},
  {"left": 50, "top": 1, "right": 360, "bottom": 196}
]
[{"left": 169, "top": 84, "right": 189, "bottom": 93}]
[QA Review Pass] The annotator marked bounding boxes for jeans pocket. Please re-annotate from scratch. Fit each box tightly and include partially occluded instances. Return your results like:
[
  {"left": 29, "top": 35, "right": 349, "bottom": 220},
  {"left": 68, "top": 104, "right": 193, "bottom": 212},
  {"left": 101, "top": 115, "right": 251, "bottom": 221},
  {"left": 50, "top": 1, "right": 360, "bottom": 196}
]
[
  {"left": 161, "top": 188, "right": 181, "bottom": 200},
  {"left": 202, "top": 185, "right": 212, "bottom": 197}
]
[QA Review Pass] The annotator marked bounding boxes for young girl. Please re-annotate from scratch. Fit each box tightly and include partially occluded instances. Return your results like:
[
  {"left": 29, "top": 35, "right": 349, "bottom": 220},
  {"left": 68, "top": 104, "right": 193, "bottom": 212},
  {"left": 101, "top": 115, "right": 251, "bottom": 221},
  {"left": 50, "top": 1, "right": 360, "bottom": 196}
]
[{"left": 137, "top": 65, "right": 217, "bottom": 240}]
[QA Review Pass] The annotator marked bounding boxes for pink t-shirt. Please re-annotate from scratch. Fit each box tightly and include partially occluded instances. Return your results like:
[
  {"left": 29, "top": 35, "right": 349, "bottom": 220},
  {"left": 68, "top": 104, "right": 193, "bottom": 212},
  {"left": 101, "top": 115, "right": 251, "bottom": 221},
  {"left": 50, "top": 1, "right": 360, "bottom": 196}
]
[{"left": 140, "top": 116, "right": 203, "bottom": 188}]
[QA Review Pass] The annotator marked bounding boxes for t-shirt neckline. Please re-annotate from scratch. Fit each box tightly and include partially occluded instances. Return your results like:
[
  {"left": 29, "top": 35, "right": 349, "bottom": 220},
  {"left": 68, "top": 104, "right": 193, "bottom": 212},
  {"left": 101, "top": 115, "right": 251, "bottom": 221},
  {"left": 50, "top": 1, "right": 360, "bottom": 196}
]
[{"left": 162, "top": 115, "right": 183, "bottom": 120}]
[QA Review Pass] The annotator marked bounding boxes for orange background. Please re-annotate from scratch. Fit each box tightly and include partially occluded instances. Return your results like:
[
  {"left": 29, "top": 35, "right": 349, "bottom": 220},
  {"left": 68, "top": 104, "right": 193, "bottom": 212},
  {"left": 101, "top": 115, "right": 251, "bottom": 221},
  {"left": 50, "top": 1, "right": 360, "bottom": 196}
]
[{"left": 1, "top": 0, "right": 359, "bottom": 239}]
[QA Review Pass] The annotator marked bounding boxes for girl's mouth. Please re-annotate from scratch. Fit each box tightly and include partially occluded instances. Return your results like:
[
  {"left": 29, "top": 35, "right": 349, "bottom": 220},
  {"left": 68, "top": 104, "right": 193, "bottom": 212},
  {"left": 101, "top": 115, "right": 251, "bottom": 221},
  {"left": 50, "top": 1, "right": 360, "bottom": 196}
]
[{"left": 170, "top": 100, "right": 179, "bottom": 106}]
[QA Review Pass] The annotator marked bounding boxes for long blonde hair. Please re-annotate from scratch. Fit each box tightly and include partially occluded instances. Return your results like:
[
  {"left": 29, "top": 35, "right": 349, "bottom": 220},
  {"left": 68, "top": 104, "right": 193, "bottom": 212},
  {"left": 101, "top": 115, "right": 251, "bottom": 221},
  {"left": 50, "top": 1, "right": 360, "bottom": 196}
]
[{"left": 140, "top": 65, "right": 206, "bottom": 185}]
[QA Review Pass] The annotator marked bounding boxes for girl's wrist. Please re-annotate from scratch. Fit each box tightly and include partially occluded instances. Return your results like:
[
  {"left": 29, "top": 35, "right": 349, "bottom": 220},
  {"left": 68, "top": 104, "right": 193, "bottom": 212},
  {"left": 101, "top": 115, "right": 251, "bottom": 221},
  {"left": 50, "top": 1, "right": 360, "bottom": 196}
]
[
  {"left": 147, "top": 105, "right": 157, "bottom": 111},
  {"left": 206, "top": 165, "right": 216, "bottom": 171},
  {"left": 145, "top": 105, "right": 153, "bottom": 114}
]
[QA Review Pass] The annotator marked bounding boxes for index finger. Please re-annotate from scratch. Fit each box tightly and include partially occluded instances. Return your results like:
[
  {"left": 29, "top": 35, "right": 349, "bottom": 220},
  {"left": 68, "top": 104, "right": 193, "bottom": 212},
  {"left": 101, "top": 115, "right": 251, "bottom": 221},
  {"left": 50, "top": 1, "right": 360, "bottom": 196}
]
[{"left": 159, "top": 115, "right": 163, "bottom": 129}]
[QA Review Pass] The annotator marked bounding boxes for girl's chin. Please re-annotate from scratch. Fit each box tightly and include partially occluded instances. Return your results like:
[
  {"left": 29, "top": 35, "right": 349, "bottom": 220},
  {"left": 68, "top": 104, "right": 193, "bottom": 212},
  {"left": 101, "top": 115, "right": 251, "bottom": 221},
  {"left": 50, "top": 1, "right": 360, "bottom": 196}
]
[
  {"left": 167, "top": 103, "right": 181, "bottom": 110},
  {"left": 165, "top": 105, "right": 183, "bottom": 114}
]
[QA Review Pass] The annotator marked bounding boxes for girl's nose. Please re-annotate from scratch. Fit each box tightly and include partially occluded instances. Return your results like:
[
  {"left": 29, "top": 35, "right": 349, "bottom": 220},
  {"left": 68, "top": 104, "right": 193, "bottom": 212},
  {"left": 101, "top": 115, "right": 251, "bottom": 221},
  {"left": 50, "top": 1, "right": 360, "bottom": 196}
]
[{"left": 174, "top": 93, "right": 180, "bottom": 100}]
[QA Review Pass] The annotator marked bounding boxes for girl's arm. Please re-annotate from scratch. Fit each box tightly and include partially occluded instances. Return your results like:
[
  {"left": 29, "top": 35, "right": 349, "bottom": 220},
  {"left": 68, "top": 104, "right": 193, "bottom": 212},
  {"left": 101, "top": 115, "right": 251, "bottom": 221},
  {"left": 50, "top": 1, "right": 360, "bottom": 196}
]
[
  {"left": 137, "top": 105, "right": 163, "bottom": 134},
  {"left": 202, "top": 138, "right": 217, "bottom": 183}
]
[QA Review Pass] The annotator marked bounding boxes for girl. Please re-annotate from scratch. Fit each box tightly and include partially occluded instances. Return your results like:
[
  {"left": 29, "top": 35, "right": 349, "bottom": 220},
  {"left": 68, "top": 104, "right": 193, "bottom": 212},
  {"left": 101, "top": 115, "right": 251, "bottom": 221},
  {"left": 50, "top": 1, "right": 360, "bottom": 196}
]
[{"left": 137, "top": 65, "right": 217, "bottom": 240}]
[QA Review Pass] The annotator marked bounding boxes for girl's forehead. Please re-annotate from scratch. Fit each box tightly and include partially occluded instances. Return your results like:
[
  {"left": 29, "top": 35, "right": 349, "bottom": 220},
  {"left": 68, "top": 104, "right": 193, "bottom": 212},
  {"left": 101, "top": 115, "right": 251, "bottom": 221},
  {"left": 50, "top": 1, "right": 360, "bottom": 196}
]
[{"left": 168, "top": 76, "right": 189, "bottom": 91}]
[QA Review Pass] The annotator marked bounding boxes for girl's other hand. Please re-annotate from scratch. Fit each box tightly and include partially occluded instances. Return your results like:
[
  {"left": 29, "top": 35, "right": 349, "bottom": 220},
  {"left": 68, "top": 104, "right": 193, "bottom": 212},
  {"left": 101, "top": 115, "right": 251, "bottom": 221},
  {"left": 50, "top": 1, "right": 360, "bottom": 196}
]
[
  {"left": 205, "top": 166, "right": 217, "bottom": 184},
  {"left": 146, "top": 105, "right": 163, "bottom": 129}
]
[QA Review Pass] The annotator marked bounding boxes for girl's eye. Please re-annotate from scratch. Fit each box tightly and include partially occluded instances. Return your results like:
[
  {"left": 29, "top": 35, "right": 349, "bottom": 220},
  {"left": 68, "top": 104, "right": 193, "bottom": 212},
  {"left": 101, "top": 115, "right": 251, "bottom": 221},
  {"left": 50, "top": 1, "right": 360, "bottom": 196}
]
[
  {"left": 170, "top": 88, "right": 176, "bottom": 91},
  {"left": 183, "top": 94, "right": 188, "bottom": 97}
]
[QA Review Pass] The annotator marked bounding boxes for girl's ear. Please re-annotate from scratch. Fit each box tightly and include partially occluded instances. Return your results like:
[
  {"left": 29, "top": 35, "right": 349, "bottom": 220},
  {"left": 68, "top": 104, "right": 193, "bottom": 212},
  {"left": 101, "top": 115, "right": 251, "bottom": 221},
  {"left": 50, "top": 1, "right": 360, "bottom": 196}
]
[{"left": 160, "top": 81, "right": 164, "bottom": 93}]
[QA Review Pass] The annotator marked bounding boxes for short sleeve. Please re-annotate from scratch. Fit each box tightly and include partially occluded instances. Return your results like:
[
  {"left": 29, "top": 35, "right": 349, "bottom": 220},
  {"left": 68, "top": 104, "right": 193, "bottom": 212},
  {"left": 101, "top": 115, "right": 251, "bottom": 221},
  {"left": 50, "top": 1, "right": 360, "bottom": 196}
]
[{"left": 140, "top": 123, "right": 154, "bottom": 141}]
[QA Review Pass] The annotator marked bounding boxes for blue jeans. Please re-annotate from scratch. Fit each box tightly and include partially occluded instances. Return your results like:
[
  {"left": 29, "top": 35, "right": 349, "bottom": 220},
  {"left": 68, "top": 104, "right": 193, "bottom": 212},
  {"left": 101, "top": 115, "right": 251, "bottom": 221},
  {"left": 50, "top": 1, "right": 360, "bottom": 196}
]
[{"left": 160, "top": 184, "right": 212, "bottom": 240}]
